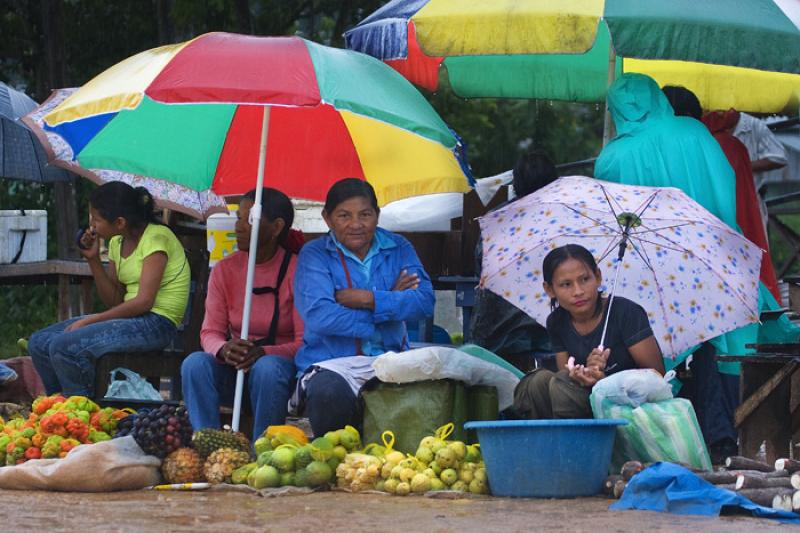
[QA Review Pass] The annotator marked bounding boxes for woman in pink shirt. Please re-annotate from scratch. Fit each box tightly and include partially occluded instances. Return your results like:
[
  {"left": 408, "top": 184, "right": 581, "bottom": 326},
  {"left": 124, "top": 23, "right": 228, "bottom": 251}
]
[{"left": 182, "top": 188, "right": 304, "bottom": 438}]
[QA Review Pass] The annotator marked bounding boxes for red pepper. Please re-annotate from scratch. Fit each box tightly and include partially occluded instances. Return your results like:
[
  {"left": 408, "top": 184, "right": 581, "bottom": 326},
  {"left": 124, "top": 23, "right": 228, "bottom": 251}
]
[
  {"left": 24, "top": 447, "right": 42, "bottom": 460},
  {"left": 66, "top": 418, "right": 89, "bottom": 443}
]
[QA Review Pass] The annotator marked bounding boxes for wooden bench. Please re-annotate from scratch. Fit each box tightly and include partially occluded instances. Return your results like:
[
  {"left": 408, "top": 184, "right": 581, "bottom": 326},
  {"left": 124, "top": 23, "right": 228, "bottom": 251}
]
[
  {"left": 93, "top": 245, "right": 209, "bottom": 404},
  {"left": 718, "top": 342, "right": 800, "bottom": 463}
]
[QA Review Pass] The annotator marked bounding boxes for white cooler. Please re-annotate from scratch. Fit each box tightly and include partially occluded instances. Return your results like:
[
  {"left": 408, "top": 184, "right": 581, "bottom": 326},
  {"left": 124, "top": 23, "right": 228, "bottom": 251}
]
[{"left": 0, "top": 210, "right": 47, "bottom": 264}]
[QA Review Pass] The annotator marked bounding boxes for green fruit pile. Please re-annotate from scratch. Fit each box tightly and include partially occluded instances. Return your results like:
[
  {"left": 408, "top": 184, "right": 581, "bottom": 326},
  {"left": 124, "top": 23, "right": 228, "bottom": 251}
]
[
  {"left": 232, "top": 425, "right": 362, "bottom": 490},
  {"left": 377, "top": 423, "right": 489, "bottom": 496}
]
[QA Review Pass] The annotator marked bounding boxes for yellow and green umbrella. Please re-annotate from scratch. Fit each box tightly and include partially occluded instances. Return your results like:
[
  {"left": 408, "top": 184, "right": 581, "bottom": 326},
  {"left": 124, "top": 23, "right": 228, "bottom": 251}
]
[{"left": 346, "top": 0, "right": 800, "bottom": 115}]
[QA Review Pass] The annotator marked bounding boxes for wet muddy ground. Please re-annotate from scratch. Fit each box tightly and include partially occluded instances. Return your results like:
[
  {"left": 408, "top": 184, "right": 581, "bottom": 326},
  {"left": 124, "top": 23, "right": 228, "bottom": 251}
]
[{"left": 1, "top": 489, "right": 789, "bottom": 532}]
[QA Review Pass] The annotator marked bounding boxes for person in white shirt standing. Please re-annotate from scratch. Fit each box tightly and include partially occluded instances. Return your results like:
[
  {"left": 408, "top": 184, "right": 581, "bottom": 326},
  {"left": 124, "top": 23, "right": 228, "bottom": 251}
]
[{"left": 733, "top": 112, "right": 788, "bottom": 234}]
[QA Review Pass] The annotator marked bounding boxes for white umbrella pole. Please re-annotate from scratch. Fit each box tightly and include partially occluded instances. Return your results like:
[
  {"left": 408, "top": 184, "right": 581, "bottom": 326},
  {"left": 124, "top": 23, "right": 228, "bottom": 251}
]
[
  {"left": 232, "top": 106, "right": 270, "bottom": 433},
  {"left": 599, "top": 222, "right": 633, "bottom": 350},
  {"left": 598, "top": 253, "right": 623, "bottom": 350}
]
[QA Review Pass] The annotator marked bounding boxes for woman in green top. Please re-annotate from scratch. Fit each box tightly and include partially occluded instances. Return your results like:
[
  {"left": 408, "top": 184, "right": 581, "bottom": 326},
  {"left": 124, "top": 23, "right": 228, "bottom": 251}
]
[{"left": 28, "top": 182, "right": 190, "bottom": 396}]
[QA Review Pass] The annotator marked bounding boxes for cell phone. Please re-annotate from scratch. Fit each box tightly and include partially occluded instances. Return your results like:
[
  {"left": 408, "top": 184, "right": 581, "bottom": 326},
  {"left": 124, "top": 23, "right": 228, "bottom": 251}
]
[{"left": 75, "top": 227, "right": 95, "bottom": 250}]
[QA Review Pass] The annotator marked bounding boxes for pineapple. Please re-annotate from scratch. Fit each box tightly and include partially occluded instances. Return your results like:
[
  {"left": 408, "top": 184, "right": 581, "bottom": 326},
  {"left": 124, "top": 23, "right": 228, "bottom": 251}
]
[
  {"left": 191, "top": 428, "right": 252, "bottom": 459},
  {"left": 203, "top": 447, "right": 251, "bottom": 484},
  {"left": 162, "top": 448, "right": 204, "bottom": 484}
]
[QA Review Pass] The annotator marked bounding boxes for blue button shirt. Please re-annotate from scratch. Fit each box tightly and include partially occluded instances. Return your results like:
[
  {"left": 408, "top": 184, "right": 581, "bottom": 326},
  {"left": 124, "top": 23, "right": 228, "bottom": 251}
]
[{"left": 293, "top": 228, "right": 435, "bottom": 373}]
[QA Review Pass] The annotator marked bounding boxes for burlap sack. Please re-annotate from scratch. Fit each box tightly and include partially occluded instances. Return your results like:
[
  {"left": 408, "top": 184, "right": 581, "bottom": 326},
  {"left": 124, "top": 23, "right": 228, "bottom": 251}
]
[{"left": 0, "top": 436, "right": 161, "bottom": 491}]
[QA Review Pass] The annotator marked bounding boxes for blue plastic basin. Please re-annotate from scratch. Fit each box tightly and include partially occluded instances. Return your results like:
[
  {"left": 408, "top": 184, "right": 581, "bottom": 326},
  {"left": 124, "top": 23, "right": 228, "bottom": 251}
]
[{"left": 464, "top": 419, "right": 627, "bottom": 498}]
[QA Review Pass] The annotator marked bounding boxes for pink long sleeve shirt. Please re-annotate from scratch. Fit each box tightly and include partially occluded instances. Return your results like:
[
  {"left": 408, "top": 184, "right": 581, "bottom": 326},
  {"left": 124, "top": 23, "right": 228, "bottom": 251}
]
[{"left": 200, "top": 248, "right": 303, "bottom": 360}]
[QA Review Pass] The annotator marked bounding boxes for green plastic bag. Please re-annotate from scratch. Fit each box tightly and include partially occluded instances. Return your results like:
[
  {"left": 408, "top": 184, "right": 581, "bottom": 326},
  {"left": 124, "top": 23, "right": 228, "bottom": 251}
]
[
  {"left": 361, "top": 379, "right": 497, "bottom": 454},
  {"left": 590, "top": 395, "right": 712, "bottom": 472}
]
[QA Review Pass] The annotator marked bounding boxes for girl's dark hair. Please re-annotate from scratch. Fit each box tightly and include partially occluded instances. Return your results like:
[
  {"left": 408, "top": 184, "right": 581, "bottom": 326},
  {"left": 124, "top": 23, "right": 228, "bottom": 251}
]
[
  {"left": 243, "top": 187, "right": 294, "bottom": 243},
  {"left": 323, "top": 178, "right": 379, "bottom": 215},
  {"left": 513, "top": 149, "right": 557, "bottom": 198},
  {"left": 542, "top": 244, "right": 604, "bottom": 316},
  {"left": 661, "top": 85, "right": 702, "bottom": 121},
  {"left": 89, "top": 182, "right": 159, "bottom": 230}
]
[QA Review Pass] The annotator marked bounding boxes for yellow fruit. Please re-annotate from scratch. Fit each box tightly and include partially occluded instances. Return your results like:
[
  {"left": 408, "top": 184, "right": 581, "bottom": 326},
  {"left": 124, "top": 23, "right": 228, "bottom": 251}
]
[
  {"left": 415, "top": 446, "right": 434, "bottom": 464},
  {"left": 265, "top": 425, "right": 308, "bottom": 445},
  {"left": 411, "top": 473, "right": 431, "bottom": 493},
  {"left": 384, "top": 478, "right": 399, "bottom": 494},
  {"left": 400, "top": 467, "right": 416, "bottom": 483},
  {"left": 440, "top": 468, "right": 458, "bottom": 486},
  {"left": 395, "top": 481, "right": 411, "bottom": 496},
  {"left": 435, "top": 447, "right": 457, "bottom": 469},
  {"left": 469, "top": 477, "right": 488, "bottom": 494},
  {"left": 384, "top": 451, "right": 405, "bottom": 464},
  {"left": 458, "top": 468, "right": 474, "bottom": 484},
  {"left": 447, "top": 441, "right": 467, "bottom": 461}
]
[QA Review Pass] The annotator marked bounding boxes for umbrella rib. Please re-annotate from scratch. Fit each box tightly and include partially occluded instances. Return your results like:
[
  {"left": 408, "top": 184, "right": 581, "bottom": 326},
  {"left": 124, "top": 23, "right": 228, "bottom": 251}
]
[
  {"left": 634, "top": 191, "right": 660, "bottom": 219},
  {"left": 482, "top": 225, "right": 615, "bottom": 281},
  {"left": 597, "top": 237, "right": 622, "bottom": 264},
  {"left": 628, "top": 234, "right": 690, "bottom": 254},
  {"left": 626, "top": 235, "right": 678, "bottom": 357},
  {"left": 561, "top": 204, "right": 620, "bottom": 235},
  {"left": 641, "top": 229, "right": 760, "bottom": 316},
  {"left": 599, "top": 184, "right": 625, "bottom": 231},
  {"left": 632, "top": 221, "right": 695, "bottom": 235}
]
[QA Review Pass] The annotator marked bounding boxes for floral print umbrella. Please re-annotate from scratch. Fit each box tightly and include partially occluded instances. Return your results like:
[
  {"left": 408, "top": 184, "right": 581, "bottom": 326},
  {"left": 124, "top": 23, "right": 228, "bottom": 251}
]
[{"left": 478, "top": 176, "right": 762, "bottom": 358}]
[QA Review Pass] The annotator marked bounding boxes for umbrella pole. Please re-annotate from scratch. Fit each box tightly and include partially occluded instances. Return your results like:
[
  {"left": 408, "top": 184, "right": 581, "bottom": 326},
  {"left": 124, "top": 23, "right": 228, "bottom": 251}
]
[
  {"left": 599, "top": 218, "right": 633, "bottom": 349},
  {"left": 232, "top": 106, "right": 271, "bottom": 433},
  {"left": 602, "top": 43, "right": 617, "bottom": 147}
]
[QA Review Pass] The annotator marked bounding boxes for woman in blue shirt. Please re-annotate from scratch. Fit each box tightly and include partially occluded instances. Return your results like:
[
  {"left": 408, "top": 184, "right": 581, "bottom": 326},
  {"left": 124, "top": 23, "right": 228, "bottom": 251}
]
[{"left": 293, "top": 178, "right": 435, "bottom": 436}]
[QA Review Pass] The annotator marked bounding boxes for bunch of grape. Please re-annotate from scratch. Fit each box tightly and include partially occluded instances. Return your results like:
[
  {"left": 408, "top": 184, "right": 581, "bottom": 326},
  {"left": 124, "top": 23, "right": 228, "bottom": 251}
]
[
  {"left": 114, "top": 413, "right": 137, "bottom": 438},
  {"left": 131, "top": 405, "right": 193, "bottom": 458}
]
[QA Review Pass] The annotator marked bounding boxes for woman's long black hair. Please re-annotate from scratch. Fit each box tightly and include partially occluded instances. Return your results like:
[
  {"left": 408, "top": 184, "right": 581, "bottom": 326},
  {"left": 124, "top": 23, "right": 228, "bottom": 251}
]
[
  {"left": 243, "top": 187, "right": 295, "bottom": 246},
  {"left": 542, "top": 244, "right": 604, "bottom": 316},
  {"left": 89, "top": 182, "right": 160, "bottom": 230}
]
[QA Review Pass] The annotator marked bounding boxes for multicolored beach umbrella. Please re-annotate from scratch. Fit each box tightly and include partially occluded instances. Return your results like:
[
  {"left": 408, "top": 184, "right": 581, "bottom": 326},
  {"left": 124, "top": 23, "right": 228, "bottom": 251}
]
[
  {"left": 345, "top": 0, "right": 800, "bottom": 114},
  {"left": 25, "top": 32, "right": 471, "bottom": 219},
  {"left": 26, "top": 32, "right": 473, "bottom": 432}
]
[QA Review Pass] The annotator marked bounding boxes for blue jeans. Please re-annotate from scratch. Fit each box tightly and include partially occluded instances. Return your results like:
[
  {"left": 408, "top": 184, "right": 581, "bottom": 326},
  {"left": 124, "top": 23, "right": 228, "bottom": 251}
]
[
  {"left": 28, "top": 313, "right": 176, "bottom": 396},
  {"left": 0, "top": 363, "right": 17, "bottom": 386},
  {"left": 181, "top": 352, "right": 296, "bottom": 438},
  {"left": 303, "top": 369, "right": 359, "bottom": 437}
]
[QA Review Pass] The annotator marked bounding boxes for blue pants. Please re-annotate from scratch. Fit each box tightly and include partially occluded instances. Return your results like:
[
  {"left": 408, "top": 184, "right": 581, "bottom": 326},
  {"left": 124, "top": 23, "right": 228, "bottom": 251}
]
[
  {"left": 28, "top": 313, "right": 176, "bottom": 396},
  {"left": 181, "top": 352, "right": 296, "bottom": 438},
  {"left": 303, "top": 369, "right": 359, "bottom": 437},
  {"left": 683, "top": 343, "right": 739, "bottom": 446}
]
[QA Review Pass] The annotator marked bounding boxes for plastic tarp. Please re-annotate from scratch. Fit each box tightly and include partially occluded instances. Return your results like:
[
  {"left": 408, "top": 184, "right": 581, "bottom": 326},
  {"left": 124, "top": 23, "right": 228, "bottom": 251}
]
[
  {"left": 0, "top": 436, "right": 161, "bottom": 492},
  {"left": 612, "top": 462, "right": 800, "bottom": 523},
  {"left": 372, "top": 345, "right": 520, "bottom": 409},
  {"left": 361, "top": 378, "right": 497, "bottom": 454}
]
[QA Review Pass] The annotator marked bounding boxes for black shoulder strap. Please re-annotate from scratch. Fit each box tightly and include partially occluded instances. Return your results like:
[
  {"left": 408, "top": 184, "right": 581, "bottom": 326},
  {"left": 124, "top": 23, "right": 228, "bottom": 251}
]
[
  {"left": 253, "top": 249, "right": 293, "bottom": 347},
  {"left": 11, "top": 209, "right": 27, "bottom": 264}
]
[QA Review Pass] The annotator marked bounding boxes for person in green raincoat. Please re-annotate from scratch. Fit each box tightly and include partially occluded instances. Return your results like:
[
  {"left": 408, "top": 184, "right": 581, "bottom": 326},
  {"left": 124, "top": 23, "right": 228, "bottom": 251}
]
[{"left": 595, "top": 73, "right": 797, "bottom": 460}]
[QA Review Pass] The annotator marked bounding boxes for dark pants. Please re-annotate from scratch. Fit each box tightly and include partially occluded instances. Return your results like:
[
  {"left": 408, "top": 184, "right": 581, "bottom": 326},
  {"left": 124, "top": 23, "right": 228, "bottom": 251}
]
[
  {"left": 513, "top": 369, "right": 593, "bottom": 419},
  {"left": 303, "top": 369, "right": 359, "bottom": 437},
  {"left": 680, "top": 343, "right": 739, "bottom": 446}
]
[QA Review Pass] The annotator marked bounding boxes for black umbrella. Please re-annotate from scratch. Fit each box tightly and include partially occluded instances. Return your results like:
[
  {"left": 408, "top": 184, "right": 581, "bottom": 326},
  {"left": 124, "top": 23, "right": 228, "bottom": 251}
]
[{"left": 1, "top": 81, "right": 71, "bottom": 182}]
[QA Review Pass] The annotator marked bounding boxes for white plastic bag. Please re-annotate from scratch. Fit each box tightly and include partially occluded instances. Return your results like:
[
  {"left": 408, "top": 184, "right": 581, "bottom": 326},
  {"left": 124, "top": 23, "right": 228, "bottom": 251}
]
[
  {"left": 0, "top": 436, "right": 161, "bottom": 491},
  {"left": 590, "top": 369, "right": 674, "bottom": 408},
  {"left": 104, "top": 367, "right": 163, "bottom": 401},
  {"left": 372, "top": 346, "right": 520, "bottom": 409}
]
